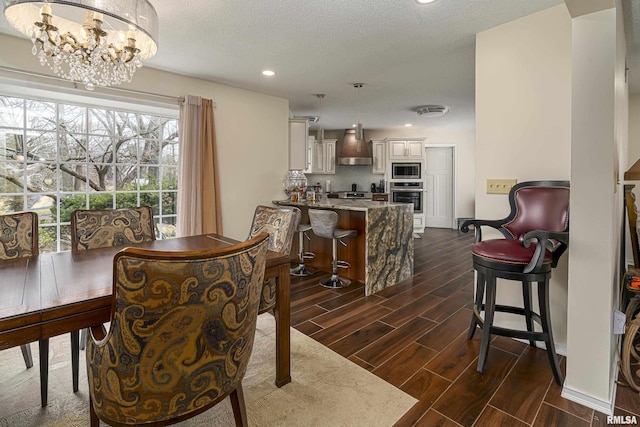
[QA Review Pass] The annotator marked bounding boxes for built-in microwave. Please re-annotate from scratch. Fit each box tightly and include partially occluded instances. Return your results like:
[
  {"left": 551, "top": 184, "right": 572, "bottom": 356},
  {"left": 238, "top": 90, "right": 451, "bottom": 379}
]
[{"left": 391, "top": 162, "right": 421, "bottom": 180}]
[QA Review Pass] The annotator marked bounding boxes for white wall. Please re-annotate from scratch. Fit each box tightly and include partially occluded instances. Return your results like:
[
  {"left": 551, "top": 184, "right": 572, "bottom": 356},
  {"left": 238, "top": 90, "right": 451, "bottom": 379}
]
[
  {"left": 629, "top": 95, "right": 640, "bottom": 166},
  {"left": 476, "top": 4, "right": 572, "bottom": 349},
  {"left": 565, "top": 2, "right": 626, "bottom": 410},
  {"left": 0, "top": 33, "right": 290, "bottom": 241}
]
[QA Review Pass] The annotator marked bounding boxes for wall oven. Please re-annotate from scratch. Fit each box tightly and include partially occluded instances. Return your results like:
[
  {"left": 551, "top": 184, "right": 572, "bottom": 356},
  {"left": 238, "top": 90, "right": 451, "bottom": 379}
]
[
  {"left": 390, "top": 182, "right": 423, "bottom": 213},
  {"left": 391, "top": 162, "right": 421, "bottom": 180}
]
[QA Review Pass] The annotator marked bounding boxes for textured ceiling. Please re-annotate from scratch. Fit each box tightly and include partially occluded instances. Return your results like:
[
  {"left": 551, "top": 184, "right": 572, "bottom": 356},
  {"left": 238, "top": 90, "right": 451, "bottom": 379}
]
[{"left": 4, "top": 0, "right": 627, "bottom": 133}]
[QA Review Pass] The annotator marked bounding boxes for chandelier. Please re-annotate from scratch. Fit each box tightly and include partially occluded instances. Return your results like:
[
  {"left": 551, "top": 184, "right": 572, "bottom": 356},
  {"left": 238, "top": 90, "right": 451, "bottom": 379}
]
[{"left": 3, "top": 0, "right": 159, "bottom": 90}]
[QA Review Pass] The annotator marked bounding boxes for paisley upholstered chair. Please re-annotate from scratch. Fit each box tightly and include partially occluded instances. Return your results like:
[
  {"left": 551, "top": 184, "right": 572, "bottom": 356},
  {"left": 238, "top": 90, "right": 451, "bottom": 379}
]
[
  {"left": 246, "top": 205, "right": 300, "bottom": 314},
  {"left": 70, "top": 206, "right": 156, "bottom": 391},
  {"left": 0, "top": 211, "right": 38, "bottom": 369},
  {"left": 461, "top": 180, "right": 569, "bottom": 385},
  {"left": 86, "top": 232, "right": 269, "bottom": 427},
  {"left": 70, "top": 205, "right": 156, "bottom": 252}
]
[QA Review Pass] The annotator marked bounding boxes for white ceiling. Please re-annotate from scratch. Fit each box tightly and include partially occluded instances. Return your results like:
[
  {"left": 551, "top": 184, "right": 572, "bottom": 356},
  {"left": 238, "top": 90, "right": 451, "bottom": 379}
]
[{"left": 3, "top": 0, "right": 638, "bottom": 133}]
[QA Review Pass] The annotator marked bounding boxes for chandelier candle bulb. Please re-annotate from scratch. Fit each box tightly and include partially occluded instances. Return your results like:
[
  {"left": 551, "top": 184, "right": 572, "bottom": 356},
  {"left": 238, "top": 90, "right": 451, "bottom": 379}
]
[
  {"left": 93, "top": 12, "right": 103, "bottom": 22},
  {"left": 40, "top": 3, "right": 51, "bottom": 15}
]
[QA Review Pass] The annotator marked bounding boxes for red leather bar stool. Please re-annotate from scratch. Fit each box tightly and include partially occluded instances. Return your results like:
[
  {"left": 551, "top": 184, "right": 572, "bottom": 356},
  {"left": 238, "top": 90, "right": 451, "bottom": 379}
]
[
  {"left": 308, "top": 209, "right": 357, "bottom": 288},
  {"left": 460, "top": 180, "right": 570, "bottom": 385},
  {"left": 290, "top": 223, "right": 315, "bottom": 277}
]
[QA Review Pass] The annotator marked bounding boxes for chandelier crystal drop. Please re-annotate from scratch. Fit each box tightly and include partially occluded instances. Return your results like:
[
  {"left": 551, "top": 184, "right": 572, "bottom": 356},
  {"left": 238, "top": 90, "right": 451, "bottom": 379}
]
[{"left": 4, "top": 0, "right": 159, "bottom": 90}]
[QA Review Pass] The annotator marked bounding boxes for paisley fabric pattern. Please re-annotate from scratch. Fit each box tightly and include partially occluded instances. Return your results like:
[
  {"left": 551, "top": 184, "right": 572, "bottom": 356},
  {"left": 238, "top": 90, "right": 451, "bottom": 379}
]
[
  {"left": 0, "top": 212, "right": 38, "bottom": 260},
  {"left": 86, "top": 235, "right": 269, "bottom": 426},
  {"left": 247, "top": 206, "right": 300, "bottom": 313},
  {"left": 71, "top": 206, "right": 155, "bottom": 251}
]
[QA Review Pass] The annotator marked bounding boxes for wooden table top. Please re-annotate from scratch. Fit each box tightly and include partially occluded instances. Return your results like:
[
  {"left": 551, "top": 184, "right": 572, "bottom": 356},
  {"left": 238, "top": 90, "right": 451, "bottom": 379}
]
[{"left": 0, "top": 234, "right": 289, "bottom": 339}]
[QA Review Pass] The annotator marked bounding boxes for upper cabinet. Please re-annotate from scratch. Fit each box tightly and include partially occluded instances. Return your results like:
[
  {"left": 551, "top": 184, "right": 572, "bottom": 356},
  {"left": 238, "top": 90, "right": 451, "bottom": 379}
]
[
  {"left": 312, "top": 139, "right": 336, "bottom": 174},
  {"left": 303, "top": 135, "right": 314, "bottom": 174},
  {"left": 388, "top": 140, "right": 424, "bottom": 160},
  {"left": 288, "top": 118, "right": 309, "bottom": 170},
  {"left": 372, "top": 140, "right": 386, "bottom": 174}
]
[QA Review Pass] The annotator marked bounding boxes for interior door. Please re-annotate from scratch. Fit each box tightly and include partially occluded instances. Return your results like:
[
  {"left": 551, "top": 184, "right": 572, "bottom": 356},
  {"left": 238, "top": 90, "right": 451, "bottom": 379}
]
[{"left": 424, "top": 147, "right": 453, "bottom": 228}]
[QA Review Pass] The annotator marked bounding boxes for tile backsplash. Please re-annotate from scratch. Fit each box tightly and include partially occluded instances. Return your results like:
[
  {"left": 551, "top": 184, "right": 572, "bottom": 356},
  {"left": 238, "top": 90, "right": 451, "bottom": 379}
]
[{"left": 306, "top": 165, "right": 385, "bottom": 193}]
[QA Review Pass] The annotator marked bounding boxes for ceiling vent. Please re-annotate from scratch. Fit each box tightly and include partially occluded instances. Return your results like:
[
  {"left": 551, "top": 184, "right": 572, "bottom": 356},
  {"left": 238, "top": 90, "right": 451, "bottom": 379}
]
[
  {"left": 295, "top": 116, "right": 320, "bottom": 123},
  {"left": 414, "top": 105, "right": 449, "bottom": 118}
]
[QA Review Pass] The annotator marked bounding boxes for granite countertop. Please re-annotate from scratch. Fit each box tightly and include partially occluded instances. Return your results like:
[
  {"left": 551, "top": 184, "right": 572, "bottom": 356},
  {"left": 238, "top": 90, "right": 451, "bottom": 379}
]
[{"left": 273, "top": 198, "right": 412, "bottom": 212}]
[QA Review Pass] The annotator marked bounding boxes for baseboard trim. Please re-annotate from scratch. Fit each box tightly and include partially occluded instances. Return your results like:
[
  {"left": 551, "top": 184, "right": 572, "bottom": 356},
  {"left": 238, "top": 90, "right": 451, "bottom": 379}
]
[{"left": 561, "top": 381, "right": 615, "bottom": 416}]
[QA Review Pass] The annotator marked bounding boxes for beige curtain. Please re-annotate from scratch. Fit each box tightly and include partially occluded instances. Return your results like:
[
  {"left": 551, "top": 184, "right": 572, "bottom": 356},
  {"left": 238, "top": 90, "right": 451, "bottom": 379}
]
[{"left": 177, "top": 95, "right": 222, "bottom": 236}]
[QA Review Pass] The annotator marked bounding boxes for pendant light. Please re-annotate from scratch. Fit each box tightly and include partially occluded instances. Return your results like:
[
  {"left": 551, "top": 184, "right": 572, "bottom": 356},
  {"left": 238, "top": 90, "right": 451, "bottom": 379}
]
[
  {"left": 315, "top": 94, "right": 325, "bottom": 142},
  {"left": 353, "top": 83, "right": 364, "bottom": 140}
]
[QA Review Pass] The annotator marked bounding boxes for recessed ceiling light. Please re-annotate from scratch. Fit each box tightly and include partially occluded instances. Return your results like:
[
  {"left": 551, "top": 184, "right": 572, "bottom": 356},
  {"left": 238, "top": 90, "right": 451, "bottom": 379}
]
[
  {"left": 416, "top": 0, "right": 437, "bottom": 4},
  {"left": 262, "top": 70, "right": 276, "bottom": 76},
  {"left": 404, "top": 123, "right": 413, "bottom": 127}
]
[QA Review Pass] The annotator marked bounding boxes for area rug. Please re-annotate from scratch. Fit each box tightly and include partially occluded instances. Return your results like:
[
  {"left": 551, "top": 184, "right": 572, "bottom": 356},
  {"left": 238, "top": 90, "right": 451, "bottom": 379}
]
[{"left": 0, "top": 314, "right": 416, "bottom": 426}]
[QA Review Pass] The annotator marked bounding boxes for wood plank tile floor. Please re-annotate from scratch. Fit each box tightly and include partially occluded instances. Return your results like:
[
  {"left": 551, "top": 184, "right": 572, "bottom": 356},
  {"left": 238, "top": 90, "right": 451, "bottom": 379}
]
[{"left": 290, "top": 228, "right": 640, "bottom": 427}]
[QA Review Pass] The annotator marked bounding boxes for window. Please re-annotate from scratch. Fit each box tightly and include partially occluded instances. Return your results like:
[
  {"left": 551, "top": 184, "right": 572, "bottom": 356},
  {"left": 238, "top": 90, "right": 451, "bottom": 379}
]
[{"left": 0, "top": 94, "right": 179, "bottom": 253}]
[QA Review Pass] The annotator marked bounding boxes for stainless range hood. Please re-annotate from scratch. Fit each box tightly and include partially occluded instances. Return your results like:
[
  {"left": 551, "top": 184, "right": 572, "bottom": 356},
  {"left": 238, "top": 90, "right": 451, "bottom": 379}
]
[{"left": 338, "top": 129, "right": 372, "bottom": 165}]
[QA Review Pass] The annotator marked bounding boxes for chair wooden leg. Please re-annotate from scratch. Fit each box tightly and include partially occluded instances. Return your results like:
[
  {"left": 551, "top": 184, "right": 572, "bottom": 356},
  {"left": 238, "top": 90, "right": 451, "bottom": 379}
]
[
  {"left": 39, "top": 338, "right": 49, "bottom": 407},
  {"left": 538, "top": 279, "right": 563, "bottom": 385},
  {"left": 468, "top": 270, "right": 486, "bottom": 339},
  {"left": 477, "top": 272, "right": 495, "bottom": 374},
  {"left": 522, "top": 281, "right": 535, "bottom": 347},
  {"left": 89, "top": 396, "right": 99, "bottom": 427},
  {"left": 20, "top": 344, "right": 33, "bottom": 369},
  {"left": 71, "top": 330, "right": 80, "bottom": 392},
  {"left": 230, "top": 383, "right": 248, "bottom": 427}
]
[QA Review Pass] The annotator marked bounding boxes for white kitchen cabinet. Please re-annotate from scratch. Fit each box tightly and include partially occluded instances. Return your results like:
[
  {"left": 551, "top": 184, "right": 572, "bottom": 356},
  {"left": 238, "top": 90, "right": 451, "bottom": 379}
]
[
  {"left": 388, "top": 140, "right": 424, "bottom": 160},
  {"left": 288, "top": 118, "right": 309, "bottom": 170},
  {"left": 372, "top": 140, "right": 386, "bottom": 174},
  {"left": 303, "top": 135, "right": 314, "bottom": 173},
  {"left": 312, "top": 139, "right": 336, "bottom": 174}
]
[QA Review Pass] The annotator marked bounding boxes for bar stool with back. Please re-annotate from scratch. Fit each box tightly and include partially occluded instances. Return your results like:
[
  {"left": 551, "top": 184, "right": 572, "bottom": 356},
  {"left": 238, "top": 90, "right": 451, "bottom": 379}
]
[
  {"left": 460, "top": 180, "right": 570, "bottom": 385},
  {"left": 308, "top": 209, "right": 357, "bottom": 288}
]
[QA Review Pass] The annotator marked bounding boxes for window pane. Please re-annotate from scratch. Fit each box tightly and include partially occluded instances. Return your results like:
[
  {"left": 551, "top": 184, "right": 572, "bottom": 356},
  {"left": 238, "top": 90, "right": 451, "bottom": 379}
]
[
  {"left": 0, "top": 162, "right": 25, "bottom": 193},
  {"left": 27, "top": 131, "right": 57, "bottom": 161},
  {"left": 157, "top": 216, "right": 176, "bottom": 239},
  {"left": 26, "top": 100, "right": 56, "bottom": 130},
  {"left": 27, "top": 194, "right": 56, "bottom": 224},
  {"left": 161, "top": 141, "right": 178, "bottom": 165},
  {"left": 89, "top": 193, "right": 114, "bottom": 209},
  {"left": 140, "top": 165, "right": 159, "bottom": 189},
  {"left": 140, "top": 191, "right": 160, "bottom": 214},
  {"left": 1, "top": 128, "right": 25, "bottom": 158},
  {"left": 115, "top": 137, "right": 138, "bottom": 164},
  {"left": 59, "top": 132, "right": 87, "bottom": 162},
  {"left": 115, "top": 111, "right": 136, "bottom": 137},
  {"left": 0, "top": 194, "right": 24, "bottom": 212},
  {"left": 59, "top": 104, "right": 86, "bottom": 133},
  {"left": 162, "top": 167, "right": 177, "bottom": 189},
  {"left": 140, "top": 138, "right": 160, "bottom": 164},
  {"left": 87, "top": 163, "right": 114, "bottom": 192},
  {"left": 59, "top": 224, "right": 71, "bottom": 252},
  {"left": 162, "top": 191, "right": 177, "bottom": 215},
  {"left": 163, "top": 119, "right": 178, "bottom": 141},
  {"left": 26, "top": 163, "right": 57, "bottom": 193},
  {"left": 89, "top": 108, "right": 113, "bottom": 135},
  {"left": 38, "top": 225, "right": 58, "bottom": 253},
  {"left": 60, "top": 163, "right": 88, "bottom": 192},
  {"left": 116, "top": 165, "right": 137, "bottom": 190},
  {"left": 59, "top": 193, "right": 87, "bottom": 222},
  {"left": 116, "top": 192, "right": 138, "bottom": 208},
  {"left": 88, "top": 136, "right": 114, "bottom": 163},
  {"left": 0, "top": 96, "right": 24, "bottom": 128}
]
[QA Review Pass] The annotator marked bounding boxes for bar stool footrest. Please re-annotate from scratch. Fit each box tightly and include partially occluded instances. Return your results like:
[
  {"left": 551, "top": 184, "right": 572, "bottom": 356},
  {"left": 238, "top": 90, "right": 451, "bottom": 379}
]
[
  {"left": 302, "top": 252, "right": 315, "bottom": 260},
  {"left": 336, "top": 260, "right": 350, "bottom": 269}
]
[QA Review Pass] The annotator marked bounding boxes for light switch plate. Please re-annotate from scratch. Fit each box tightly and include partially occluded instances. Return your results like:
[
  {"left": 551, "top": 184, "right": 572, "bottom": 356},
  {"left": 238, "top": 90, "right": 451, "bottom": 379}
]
[
  {"left": 613, "top": 309, "right": 626, "bottom": 335},
  {"left": 486, "top": 179, "right": 517, "bottom": 194}
]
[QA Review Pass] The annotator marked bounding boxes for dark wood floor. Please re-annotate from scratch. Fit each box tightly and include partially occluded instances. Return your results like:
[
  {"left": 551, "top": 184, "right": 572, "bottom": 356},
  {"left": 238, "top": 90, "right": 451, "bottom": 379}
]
[{"left": 289, "top": 228, "right": 640, "bottom": 427}]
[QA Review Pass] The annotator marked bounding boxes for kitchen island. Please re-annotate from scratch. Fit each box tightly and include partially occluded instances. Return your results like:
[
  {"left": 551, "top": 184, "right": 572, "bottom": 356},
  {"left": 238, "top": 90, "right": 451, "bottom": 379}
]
[{"left": 273, "top": 198, "right": 413, "bottom": 295}]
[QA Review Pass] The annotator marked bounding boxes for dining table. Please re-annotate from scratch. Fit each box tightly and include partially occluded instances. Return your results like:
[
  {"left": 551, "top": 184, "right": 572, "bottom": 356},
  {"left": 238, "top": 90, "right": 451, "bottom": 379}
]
[{"left": 0, "top": 233, "right": 292, "bottom": 408}]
